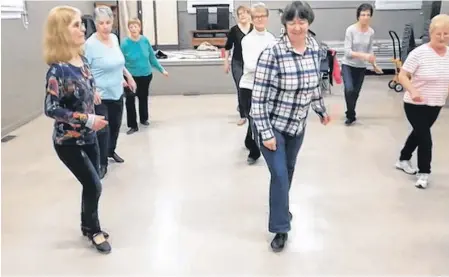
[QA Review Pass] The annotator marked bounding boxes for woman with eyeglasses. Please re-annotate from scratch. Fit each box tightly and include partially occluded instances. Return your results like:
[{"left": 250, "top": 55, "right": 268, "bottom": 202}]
[{"left": 43, "top": 5, "right": 111, "bottom": 254}]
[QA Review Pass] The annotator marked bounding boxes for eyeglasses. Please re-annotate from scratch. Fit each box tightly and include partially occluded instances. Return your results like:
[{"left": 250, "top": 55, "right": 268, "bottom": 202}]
[{"left": 252, "top": 15, "right": 267, "bottom": 20}]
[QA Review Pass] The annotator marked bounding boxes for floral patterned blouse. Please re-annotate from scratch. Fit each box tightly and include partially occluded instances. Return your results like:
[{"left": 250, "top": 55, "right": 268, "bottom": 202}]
[{"left": 44, "top": 56, "right": 97, "bottom": 145}]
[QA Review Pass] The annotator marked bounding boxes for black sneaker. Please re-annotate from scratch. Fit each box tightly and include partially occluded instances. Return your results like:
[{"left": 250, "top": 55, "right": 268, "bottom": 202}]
[
  {"left": 109, "top": 152, "right": 124, "bottom": 163},
  {"left": 99, "top": 165, "right": 107, "bottom": 179},
  {"left": 247, "top": 157, "right": 257, "bottom": 165},
  {"left": 127, "top": 127, "right": 138, "bottom": 135},
  {"left": 270, "top": 233, "right": 288, "bottom": 252},
  {"left": 345, "top": 118, "right": 356, "bottom": 126}
]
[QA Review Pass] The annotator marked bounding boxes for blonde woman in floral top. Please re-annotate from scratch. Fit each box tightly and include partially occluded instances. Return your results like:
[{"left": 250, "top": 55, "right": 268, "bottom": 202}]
[{"left": 43, "top": 5, "right": 111, "bottom": 254}]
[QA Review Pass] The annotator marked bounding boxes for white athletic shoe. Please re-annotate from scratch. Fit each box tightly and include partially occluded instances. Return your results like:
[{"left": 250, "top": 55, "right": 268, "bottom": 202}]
[
  {"left": 415, "top": 174, "right": 429, "bottom": 189},
  {"left": 395, "top": 160, "right": 418, "bottom": 175}
]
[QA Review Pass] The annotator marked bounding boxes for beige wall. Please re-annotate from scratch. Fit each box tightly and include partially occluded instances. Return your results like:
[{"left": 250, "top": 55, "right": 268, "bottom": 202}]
[
  {"left": 177, "top": 1, "right": 431, "bottom": 49},
  {"left": 118, "top": 1, "right": 139, "bottom": 40},
  {"left": 1, "top": 1, "right": 94, "bottom": 136},
  {"left": 141, "top": 0, "right": 155, "bottom": 43},
  {"left": 155, "top": 0, "right": 178, "bottom": 45},
  {"left": 141, "top": 0, "right": 178, "bottom": 46}
]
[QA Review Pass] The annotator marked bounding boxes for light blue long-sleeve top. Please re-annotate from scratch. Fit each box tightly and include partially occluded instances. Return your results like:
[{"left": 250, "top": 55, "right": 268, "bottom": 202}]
[
  {"left": 120, "top": 35, "right": 165, "bottom": 77},
  {"left": 84, "top": 33, "right": 125, "bottom": 100}
]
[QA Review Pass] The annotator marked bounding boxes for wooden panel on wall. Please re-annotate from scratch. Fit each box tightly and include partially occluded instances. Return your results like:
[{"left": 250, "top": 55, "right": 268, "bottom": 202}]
[
  {"left": 142, "top": 0, "right": 155, "bottom": 43},
  {"left": 155, "top": 0, "right": 178, "bottom": 45}
]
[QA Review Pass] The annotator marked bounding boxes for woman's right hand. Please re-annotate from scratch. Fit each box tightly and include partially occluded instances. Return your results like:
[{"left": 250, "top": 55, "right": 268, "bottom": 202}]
[
  {"left": 365, "top": 53, "right": 376, "bottom": 64},
  {"left": 410, "top": 91, "right": 424, "bottom": 103},
  {"left": 263, "top": 137, "right": 277, "bottom": 151},
  {"left": 92, "top": 115, "right": 108, "bottom": 131},
  {"left": 224, "top": 61, "right": 230, "bottom": 74}
]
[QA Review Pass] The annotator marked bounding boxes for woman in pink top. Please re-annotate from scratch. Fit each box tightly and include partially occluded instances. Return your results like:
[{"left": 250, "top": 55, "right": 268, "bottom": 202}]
[{"left": 395, "top": 14, "right": 449, "bottom": 189}]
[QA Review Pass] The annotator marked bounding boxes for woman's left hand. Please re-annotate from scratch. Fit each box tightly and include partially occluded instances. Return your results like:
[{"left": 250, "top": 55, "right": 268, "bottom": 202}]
[
  {"left": 320, "top": 115, "right": 331, "bottom": 125},
  {"left": 162, "top": 70, "right": 169, "bottom": 77},
  {"left": 94, "top": 91, "right": 102, "bottom": 105},
  {"left": 128, "top": 78, "right": 137, "bottom": 92}
]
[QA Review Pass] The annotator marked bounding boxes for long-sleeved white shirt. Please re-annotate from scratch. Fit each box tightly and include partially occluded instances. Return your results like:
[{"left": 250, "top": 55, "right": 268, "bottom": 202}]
[{"left": 239, "top": 29, "right": 277, "bottom": 90}]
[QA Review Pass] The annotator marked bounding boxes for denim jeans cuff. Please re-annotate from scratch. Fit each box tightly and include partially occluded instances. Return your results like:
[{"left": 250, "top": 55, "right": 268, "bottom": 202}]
[{"left": 269, "top": 223, "right": 291, "bottom": 234}]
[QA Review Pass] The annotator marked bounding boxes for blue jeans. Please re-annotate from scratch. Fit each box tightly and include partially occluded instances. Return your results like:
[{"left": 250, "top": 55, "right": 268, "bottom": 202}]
[
  {"left": 260, "top": 129, "right": 305, "bottom": 233},
  {"left": 341, "top": 64, "right": 366, "bottom": 120}
]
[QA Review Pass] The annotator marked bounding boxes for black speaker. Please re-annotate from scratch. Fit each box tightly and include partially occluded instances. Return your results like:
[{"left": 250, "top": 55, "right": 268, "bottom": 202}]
[
  {"left": 196, "top": 7, "right": 209, "bottom": 30},
  {"left": 216, "top": 7, "right": 229, "bottom": 30}
]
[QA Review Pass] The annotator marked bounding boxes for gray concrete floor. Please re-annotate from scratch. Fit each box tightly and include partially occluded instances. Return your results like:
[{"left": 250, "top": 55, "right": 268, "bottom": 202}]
[{"left": 2, "top": 76, "right": 449, "bottom": 275}]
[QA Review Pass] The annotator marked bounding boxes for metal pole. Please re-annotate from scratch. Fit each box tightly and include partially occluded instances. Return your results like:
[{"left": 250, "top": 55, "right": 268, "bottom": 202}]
[{"left": 153, "top": 0, "right": 159, "bottom": 48}]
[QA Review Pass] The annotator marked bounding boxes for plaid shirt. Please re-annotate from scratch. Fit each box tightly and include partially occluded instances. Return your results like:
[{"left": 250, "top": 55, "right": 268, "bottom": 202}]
[{"left": 251, "top": 34, "right": 329, "bottom": 141}]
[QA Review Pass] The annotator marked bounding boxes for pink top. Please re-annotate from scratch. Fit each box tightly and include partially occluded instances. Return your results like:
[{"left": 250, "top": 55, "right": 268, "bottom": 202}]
[{"left": 402, "top": 43, "right": 449, "bottom": 107}]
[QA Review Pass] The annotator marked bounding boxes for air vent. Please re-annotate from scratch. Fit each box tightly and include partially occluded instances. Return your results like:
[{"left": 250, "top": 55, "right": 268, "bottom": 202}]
[{"left": 1, "top": 135, "right": 17, "bottom": 143}]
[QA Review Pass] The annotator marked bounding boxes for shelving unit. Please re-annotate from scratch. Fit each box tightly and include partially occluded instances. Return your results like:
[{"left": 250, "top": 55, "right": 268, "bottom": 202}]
[
  {"left": 191, "top": 30, "right": 228, "bottom": 48},
  {"left": 324, "top": 38, "right": 422, "bottom": 71}
]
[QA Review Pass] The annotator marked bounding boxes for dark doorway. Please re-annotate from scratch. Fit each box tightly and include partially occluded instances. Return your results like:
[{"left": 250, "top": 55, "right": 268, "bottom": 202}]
[{"left": 137, "top": 0, "right": 143, "bottom": 34}]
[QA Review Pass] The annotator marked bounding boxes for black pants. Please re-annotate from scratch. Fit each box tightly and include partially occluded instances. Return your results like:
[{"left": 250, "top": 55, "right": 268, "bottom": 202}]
[
  {"left": 54, "top": 143, "right": 102, "bottom": 234},
  {"left": 125, "top": 75, "right": 153, "bottom": 128},
  {"left": 342, "top": 64, "right": 366, "bottom": 120},
  {"left": 95, "top": 96, "right": 124, "bottom": 166},
  {"left": 399, "top": 103, "right": 441, "bottom": 174},
  {"left": 240, "top": 88, "right": 260, "bottom": 159},
  {"left": 231, "top": 59, "right": 245, "bottom": 119}
]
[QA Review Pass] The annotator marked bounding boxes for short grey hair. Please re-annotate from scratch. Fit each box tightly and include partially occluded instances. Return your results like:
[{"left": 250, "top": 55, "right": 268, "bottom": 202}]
[
  {"left": 281, "top": 1, "right": 314, "bottom": 25},
  {"left": 94, "top": 6, "right": 113, "bottom": 22},
  {"left": 251, "top": 2, "right": 269, "bottom": 16}
]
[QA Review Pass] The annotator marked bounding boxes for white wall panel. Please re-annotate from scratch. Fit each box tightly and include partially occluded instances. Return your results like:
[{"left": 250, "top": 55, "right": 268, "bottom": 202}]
[
  {"left": 441, "top": 1, "right": 449, "bottom": 14},
  {"left": 142, "top": 0, "right": 156, "bottom": 43},
  {"left": 155, "top": 0, "right": 179, "bottom": 45},
  {"left": 374, "top": 0, "right": 422, "bottom": 10}
]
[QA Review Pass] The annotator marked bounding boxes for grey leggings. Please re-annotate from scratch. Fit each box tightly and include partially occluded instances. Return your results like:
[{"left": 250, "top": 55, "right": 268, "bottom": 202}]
[{"left": 231, "top": 59, "right": 245, "bottom": 119}]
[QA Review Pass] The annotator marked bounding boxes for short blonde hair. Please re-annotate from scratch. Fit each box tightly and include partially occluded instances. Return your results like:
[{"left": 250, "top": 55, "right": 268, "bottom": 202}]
[
  {"left": 128, "top": 18, "right": 141, "bottom": 28},
  {"left": 430, "top": 14, "right": 449, "bottom": 34},
  {"left": 251, "top": 2, "right": 269, "bottom": 17},
  {"left": 43, "top": 5, "right": 82, "bottom": 65}
]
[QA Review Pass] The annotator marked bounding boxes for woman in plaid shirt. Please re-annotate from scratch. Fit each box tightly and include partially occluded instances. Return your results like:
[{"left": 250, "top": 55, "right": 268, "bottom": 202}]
[{"left": 250, "top": 1, "right": 331, "bottom": 252}]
